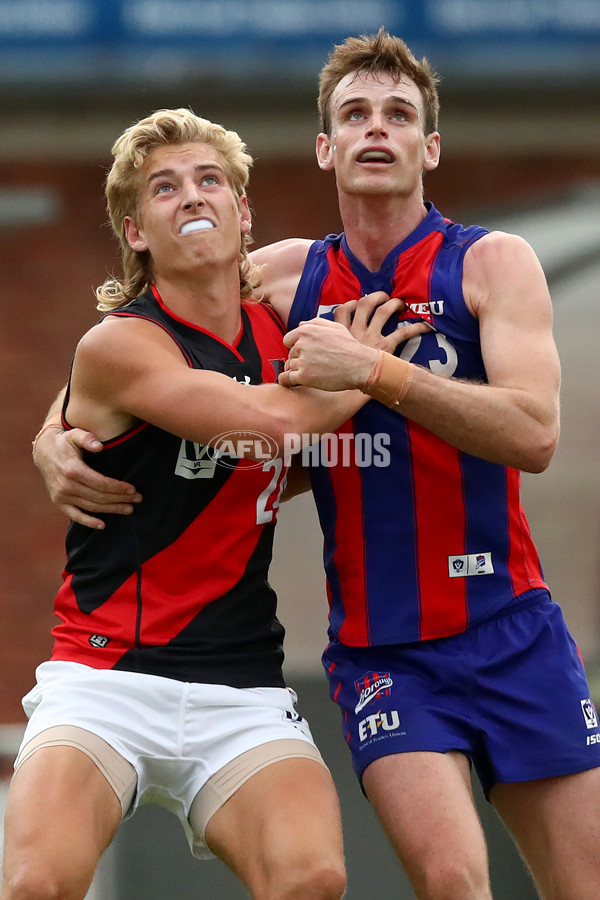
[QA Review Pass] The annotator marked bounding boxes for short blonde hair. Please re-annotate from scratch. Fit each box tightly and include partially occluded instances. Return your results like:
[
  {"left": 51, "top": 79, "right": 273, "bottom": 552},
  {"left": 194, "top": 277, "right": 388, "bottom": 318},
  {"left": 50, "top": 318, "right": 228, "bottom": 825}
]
[
  {"left": 318, "top": 28, "right": 440, "bottom": 137},
  {"left": 96, "top": 108, "right": 261, "bottom": 310}
]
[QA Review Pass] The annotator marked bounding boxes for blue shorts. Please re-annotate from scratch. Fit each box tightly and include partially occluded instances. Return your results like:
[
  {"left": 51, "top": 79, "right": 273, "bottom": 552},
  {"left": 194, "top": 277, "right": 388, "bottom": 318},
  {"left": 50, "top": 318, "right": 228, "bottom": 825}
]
[{"left": 322, "top": 592, "right": 600, "bottom": 797}]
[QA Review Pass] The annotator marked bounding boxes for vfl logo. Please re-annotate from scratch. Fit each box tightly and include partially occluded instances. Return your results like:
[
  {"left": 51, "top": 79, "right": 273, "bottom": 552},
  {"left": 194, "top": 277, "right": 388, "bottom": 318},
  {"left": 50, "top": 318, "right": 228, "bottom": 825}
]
[
  {"left": 175, "top": 440, "right": 219, "bottom": 480},
  {"left": 448, "top": 552, "right": 494, "bottom": 578},
  {"left": 354, "top": 671, "right": 393, "bottom": 714},
  {"left": 581, "top": 698, "right": 599, "bottom": 730},
  {"left": 358, "top": 710, "right": 401, "bottom": 742},
  {"left": 89, "top": 634, "right": 110, "bottom": 648}
]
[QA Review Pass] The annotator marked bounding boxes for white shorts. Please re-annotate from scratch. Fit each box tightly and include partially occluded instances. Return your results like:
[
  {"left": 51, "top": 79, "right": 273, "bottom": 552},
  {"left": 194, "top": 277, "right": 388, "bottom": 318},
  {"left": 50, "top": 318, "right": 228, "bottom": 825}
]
[{"left": 16, "top": 661, "right": 325, "bottom": 859}]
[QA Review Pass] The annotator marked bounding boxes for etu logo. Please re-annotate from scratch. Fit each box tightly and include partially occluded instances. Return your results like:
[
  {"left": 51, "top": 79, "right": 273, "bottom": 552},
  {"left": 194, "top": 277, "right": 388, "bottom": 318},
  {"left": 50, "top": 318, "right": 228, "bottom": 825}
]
[{"left": 358, "top": 710, "right": 400, "bottom": 742}]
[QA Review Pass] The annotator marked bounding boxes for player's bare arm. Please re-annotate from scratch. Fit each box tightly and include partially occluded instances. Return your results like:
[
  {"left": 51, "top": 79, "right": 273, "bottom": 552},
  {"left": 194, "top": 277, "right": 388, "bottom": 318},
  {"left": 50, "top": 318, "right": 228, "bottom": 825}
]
[
  {"left": 34, "top": 240, "right": 315, "bottom": 528},
  {"left": 33, "top": 387, "right": 143, "bottom": 528},
  {"left": 282, "top": 234, "right": 560, "bottom": 474},
  {"left": 250, "top": 238, "right": 313, "bottom": 324},
  {"left": 70, "top": 314, "right": 366, "bottom": 452}
]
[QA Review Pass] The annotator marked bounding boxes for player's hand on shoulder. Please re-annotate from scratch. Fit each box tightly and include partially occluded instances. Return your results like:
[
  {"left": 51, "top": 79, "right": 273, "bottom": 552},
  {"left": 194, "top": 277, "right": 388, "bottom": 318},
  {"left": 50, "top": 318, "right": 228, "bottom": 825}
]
[
  {"left": 33, "top": 425, "right": 142, "bottom": 529},
  {"left": 281, "top": 317, "right": 377, "bottom": 391}
]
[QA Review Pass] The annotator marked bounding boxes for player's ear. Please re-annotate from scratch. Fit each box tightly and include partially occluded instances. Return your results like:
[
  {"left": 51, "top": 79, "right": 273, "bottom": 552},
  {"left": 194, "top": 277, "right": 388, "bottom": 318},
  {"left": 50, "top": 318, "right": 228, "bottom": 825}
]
[
  {"left": 316, "top": 133, "right": 335, "bottom": 171},
  {"left": 239, "top": 195, "right": 252, "bottom": 235},
  {"left": 124, "top": 217, "right": 148, "bottom": 252},
  {"left": 423, "top": 132, "right": 441, "bottom": 172}
]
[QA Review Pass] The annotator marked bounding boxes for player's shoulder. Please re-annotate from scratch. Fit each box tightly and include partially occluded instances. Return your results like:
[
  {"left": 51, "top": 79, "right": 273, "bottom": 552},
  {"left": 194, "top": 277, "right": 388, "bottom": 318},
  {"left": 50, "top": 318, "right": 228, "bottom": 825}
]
[
  {"left": 250, "top": 238, "right": 314, "bottom": 274},
  {"left": 75, "top": 312, "right": 178, "bottom": 372},
  {"left": 466, "top": 229, "right": 535, "bottom": 262},
  {"left": 464, "top": 230, "right": 540, "bottom": 281},
  {"left": 463, "top": 230, "right": 548, "bottom": 318},
  {"left": 251, "top": 239, "right": 315, "bottom": 324}
]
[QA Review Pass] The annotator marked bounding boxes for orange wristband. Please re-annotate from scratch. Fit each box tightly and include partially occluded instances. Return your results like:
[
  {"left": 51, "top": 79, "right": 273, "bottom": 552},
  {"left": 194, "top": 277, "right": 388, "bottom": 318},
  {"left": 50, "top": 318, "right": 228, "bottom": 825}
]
[
  {"left": 32, "top": 422, "right": 63, "bottom": 460},
  {"left": 361, "top": 350, "right": 414, "bottom": 408}
]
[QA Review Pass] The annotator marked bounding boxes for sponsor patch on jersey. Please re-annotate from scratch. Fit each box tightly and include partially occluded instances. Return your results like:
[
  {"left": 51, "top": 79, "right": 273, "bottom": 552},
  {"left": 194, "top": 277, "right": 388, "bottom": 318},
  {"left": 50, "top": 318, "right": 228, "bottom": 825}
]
[
  {"left": 581, "top": 698, "right": 599, "bottom": 729},
  {"left": 354, "top": 671, "right": 393, "bottom": 713},
  {"left": 89, "top": 634, "right": 110, "bottom": 648},
  {"left": 175, "top": 439, "right": 218, "bottom": 480},
  {"left": 317, "top": 300, "right": 441, "bottom": 326},
  {"left": 448, "top": 552, "right": 494, "bottom": 577}
]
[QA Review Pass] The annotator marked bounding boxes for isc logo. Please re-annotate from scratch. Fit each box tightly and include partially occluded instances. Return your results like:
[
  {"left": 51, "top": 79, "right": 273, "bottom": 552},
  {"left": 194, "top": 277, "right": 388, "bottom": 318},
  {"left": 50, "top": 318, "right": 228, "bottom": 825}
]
[
  {"left": 587, "top": 734, "right": 600, "bottom": 746},
  {"left": 358, "top": 710, "right": 400, "bottom": 742}
]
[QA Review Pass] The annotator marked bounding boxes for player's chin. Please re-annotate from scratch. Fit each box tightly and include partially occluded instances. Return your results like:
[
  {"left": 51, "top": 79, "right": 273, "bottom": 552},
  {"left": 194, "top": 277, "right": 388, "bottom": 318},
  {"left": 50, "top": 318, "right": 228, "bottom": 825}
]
[{"left": 351, "top": 173, "right": 398, "bottom": 194}]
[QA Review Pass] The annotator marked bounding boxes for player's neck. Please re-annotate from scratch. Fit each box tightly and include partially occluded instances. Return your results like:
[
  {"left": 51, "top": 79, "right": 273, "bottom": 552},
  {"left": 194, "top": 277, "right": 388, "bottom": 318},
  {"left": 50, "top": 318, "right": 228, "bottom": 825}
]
[
  {"left": 154, "top": 268, "right": 243, "bottom": 344},
  {"left": 339, "top": 193, "right": 429, "bottom": 272}
]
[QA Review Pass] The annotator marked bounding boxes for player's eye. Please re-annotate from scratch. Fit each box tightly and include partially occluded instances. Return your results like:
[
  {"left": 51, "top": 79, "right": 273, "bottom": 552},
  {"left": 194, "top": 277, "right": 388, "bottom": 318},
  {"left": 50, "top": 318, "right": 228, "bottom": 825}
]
[{"left": 388, "top": 105, "right": 418, "bottom": 124}]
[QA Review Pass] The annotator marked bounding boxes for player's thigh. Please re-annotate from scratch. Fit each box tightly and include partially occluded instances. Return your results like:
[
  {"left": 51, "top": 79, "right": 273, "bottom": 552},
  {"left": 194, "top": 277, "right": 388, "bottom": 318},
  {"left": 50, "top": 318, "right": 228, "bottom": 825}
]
[
  {"left": 204, "top": 756, "right": 345, "bottom": 894},
  {"left": 492, "top": 766, "right": 600, "bottom": 897},
  {"left": 3, "top": 745, "right": 122, "bottom": 892},
  {"left": 363, "top": 751, "right": 491, "bottom": 893}
]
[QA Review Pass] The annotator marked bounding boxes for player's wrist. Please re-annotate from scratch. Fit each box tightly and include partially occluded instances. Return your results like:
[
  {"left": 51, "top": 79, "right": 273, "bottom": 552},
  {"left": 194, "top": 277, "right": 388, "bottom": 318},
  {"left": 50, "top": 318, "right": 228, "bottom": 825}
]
[
  {"left": 360, "top": 350, "right": 414, "bottom": 408},
  {"left": 351, "top": 345, "right": 380, "bottom": 389},
  {"left": 32, "top": 422, "right": 64, "bottom": 464}
]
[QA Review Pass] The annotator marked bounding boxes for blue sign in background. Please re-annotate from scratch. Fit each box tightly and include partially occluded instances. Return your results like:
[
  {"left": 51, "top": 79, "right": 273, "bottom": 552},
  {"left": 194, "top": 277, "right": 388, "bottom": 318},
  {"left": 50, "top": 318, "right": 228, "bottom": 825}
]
[{"left": 0, "top": 0, "right": 599, "bottom": 85}]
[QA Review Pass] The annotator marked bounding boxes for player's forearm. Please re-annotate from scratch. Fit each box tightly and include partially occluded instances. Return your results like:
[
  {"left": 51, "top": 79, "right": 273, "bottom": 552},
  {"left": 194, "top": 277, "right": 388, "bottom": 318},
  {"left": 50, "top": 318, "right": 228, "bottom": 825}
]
[
  {"left": 32, "top": 386, "right": 68, "bottom": 462},
  {"left": 364, "top": 353, "right": 559, "bottom": 473},
  {"left": 209, "top": 384, "right": 366, "bottom": 458},
  {"left": 40, "top": 387, "right": 67, "bottom": 428},
  {"left": 272, "top": 385, "right": 366, "bottom": 447},
  {"left": 114, "top": 375, "right": 365, "bottom": 461}
]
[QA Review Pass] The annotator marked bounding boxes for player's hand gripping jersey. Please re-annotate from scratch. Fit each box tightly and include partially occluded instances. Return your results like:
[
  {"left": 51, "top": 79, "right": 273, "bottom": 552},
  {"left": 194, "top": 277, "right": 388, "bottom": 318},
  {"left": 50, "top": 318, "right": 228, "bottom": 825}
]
[
  {"left": 289, "top": 204, "right": 547, "bottom": 645},
  {"left": 54, "top": 288, "right": 289, "bottom": 687}
]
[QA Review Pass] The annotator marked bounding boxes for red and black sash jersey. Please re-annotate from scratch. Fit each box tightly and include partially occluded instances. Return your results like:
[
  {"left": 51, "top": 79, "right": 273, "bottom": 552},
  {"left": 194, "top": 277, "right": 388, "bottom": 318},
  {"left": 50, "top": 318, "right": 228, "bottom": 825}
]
[
  {"left": 289, "top": 203, "right": 548, "bottom": 646},
  {"left": 53, "top": 286, "right": 289, "bottom": 687}
]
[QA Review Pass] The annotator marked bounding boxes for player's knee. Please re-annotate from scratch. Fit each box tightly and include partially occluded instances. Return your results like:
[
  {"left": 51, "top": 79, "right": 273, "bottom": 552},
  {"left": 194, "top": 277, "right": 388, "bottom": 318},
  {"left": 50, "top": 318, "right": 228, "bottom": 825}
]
[
  {"left": 2, "top": 857, "right": 92, "bottom": 900},
  {"left": 2, "top": 865, "right": 65, "bottom": 900},
  {"left": 267, "top": 854, "right": 346, "bottom": 900},
  {"left": 419, "top": 857, "right": 491, "bottom": 900},
  {"left": 302, "top": 856, "right": 347, "bottom": 900}
]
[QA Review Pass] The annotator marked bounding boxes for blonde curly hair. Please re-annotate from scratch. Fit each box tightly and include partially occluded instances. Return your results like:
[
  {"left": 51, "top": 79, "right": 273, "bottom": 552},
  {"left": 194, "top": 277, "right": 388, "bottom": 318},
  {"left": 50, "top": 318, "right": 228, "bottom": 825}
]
[{"left": 96, "top": 108, "right": 261, "bottom": 310}]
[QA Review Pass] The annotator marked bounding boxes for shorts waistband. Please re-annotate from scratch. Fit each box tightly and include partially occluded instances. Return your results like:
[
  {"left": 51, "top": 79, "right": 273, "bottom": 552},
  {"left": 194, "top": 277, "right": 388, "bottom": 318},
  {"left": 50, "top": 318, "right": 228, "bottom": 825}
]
[{"left": 475, "top": 587, "right": 551, "bottom": 627}]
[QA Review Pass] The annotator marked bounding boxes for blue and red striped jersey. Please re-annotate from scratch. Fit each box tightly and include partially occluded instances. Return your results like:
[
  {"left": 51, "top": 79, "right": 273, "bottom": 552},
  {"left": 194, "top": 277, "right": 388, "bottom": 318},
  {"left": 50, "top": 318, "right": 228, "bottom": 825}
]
[{"left": 289, "top": 204, "right": 548, "bottom": 645}]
